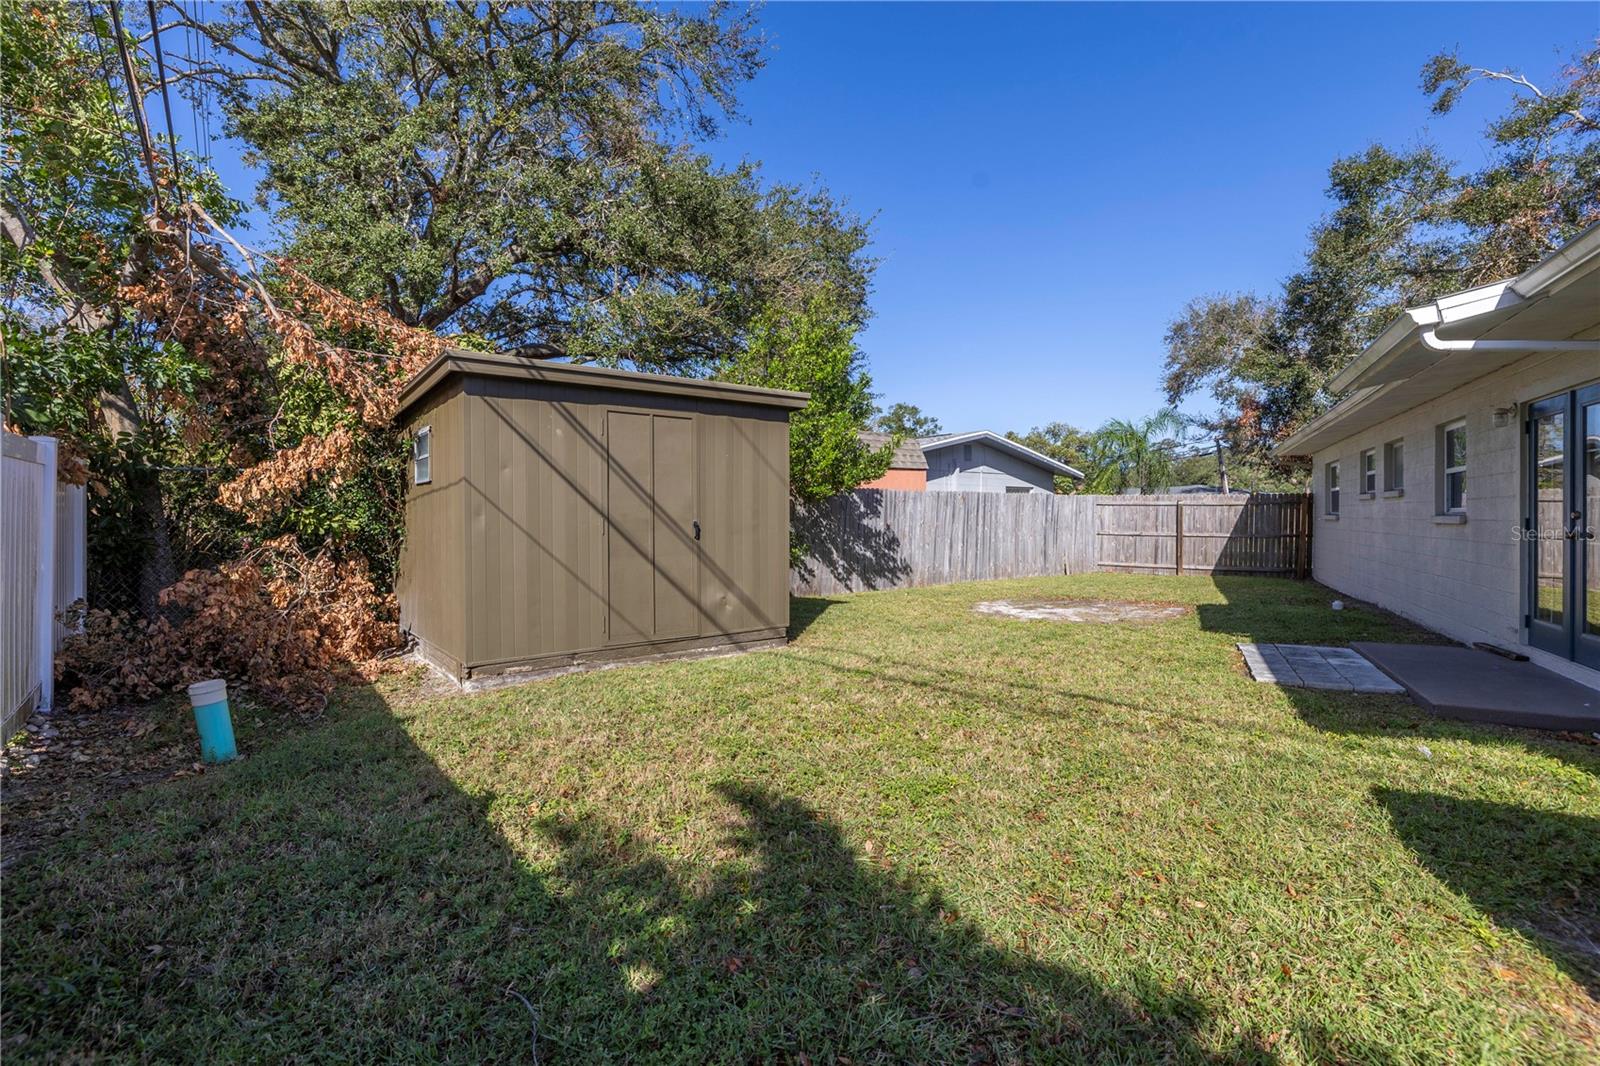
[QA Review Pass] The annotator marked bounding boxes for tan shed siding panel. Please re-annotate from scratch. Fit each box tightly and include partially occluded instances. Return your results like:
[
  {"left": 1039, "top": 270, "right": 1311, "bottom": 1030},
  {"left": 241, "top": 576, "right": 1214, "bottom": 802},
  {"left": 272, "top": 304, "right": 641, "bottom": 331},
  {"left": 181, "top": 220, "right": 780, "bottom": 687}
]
[
  {"left": 463, "top": 382, "right": 612, "bottom": 668},
  {"left": 698, "top": 408, "right": 790, "bottom": 634},
  {"left": 651, "top": 414, "right": 701, "bottom": 639},
  {"left": 397, "top": 384, "right": 467, "bottom": 668},
  {"left": 445, "top": 375, "right": 792, "bottom": 674}
]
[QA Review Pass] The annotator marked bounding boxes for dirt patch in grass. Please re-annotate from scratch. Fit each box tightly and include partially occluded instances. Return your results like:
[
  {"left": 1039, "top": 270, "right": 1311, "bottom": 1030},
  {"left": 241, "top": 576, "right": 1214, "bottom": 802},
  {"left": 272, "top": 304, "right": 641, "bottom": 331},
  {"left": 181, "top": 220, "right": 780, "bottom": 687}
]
[
  {"left": 0, "top": 689, "right": 327, "bottom": 870},
  {"left": 973, "top": 598, "right": 1192, "bottom": 623}
]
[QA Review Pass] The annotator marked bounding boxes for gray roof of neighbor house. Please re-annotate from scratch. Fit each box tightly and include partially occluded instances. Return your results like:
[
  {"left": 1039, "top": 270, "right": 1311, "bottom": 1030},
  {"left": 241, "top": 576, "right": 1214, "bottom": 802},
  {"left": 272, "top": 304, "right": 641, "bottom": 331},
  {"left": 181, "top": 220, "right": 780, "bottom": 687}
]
[
  {"left": 917, "top": 430, "right": 1085, "bottom": 480},
  {"left": 857, "top": 431, "right": 928, "bottom": 469},
  {"left": 1277, "top": 222, "right": 1600, "bottom": 456}
]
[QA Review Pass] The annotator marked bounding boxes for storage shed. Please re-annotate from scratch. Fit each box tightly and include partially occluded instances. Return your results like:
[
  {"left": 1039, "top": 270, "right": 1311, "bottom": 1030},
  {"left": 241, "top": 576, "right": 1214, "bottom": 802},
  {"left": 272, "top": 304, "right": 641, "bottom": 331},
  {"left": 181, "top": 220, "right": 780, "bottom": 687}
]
[{"left": 394, "top": 349, "right": 806, "bottom": 682}]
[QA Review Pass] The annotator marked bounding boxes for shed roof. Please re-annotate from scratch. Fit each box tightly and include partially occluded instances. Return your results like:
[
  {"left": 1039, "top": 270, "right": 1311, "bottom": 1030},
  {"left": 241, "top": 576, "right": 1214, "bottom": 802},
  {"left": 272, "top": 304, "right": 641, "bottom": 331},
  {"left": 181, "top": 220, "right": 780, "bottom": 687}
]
[
  {"left": 395, "top": 348, "right": 810, "bottom": 419},
  {"left": 856, "top": 431, "right": 927, "bottom": 469},
  {"left": 917, "top": 430, "right": 1085, "bottom": 480}
]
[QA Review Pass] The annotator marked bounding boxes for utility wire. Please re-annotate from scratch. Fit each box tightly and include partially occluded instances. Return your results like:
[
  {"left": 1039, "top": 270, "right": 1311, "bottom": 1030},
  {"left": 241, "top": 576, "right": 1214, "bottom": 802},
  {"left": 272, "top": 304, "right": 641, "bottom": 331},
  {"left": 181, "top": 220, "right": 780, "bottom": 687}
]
[
  {"left": 145, "top": 0, "right": 186, "bottom": 206},
  {"left": 85, "top": 3, "right": 144, "bottom": 176},
  {"left": 106, "top": 0, "right": 165, "bottom": 217}
]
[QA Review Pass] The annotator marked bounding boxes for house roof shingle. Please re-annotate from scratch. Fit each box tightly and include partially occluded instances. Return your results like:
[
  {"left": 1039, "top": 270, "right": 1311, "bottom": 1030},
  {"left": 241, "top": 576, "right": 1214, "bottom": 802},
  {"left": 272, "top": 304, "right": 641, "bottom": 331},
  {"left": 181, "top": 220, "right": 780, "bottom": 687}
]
[{"left": 857, "top": 431, "right": 928, "bottom": 470}]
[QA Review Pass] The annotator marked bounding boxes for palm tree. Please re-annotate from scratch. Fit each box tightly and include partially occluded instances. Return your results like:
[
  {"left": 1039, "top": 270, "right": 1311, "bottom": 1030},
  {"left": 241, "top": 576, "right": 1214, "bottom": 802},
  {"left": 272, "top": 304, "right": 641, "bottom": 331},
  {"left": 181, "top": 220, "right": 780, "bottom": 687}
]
[{"left": 1082, "top": 409, "right": 1187, "bottom": 494}]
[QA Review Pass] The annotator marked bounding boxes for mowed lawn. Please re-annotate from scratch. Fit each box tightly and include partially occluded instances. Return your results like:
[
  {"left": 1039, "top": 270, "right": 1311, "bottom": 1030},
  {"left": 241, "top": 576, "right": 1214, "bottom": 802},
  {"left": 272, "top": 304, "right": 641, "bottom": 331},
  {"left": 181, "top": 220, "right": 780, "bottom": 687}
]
[{"left": 4, "top": 575, "right": 1598, "bottom": 1063}]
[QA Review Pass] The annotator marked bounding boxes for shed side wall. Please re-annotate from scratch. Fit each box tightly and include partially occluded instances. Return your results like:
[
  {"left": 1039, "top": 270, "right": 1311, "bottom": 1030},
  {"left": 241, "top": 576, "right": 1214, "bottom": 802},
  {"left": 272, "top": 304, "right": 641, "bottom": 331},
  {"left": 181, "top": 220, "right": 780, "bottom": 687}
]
[{"left": 398, "top": 383, "right": 467, "bottom": 671}]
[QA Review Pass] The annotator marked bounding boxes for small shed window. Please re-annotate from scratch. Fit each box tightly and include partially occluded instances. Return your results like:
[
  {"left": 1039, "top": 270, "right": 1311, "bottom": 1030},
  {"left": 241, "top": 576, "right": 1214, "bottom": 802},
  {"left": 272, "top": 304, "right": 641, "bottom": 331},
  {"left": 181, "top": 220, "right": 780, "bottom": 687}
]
[
  {"left": 413, "top": 425, "right": 432, "bottom": 485},
  {"left": 1360, "top": 448, "right": 1376, "bottom": 495},
  {"left": 1325, "top": 461, "right": 1340, "bottom": 515},
  {"left": 1439, "top": 419, "right": 1466, "bottom": 513},
  {"left": 1383, "top": 439, "right": 1404, "bottom": 492}
]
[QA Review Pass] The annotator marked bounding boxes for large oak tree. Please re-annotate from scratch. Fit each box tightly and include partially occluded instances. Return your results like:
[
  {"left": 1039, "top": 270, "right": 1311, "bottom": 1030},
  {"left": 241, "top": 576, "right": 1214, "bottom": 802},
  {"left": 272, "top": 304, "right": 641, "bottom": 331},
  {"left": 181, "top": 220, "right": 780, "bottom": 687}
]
[{"left": 166, "top": 1, "right": 873, "bottom": 372}]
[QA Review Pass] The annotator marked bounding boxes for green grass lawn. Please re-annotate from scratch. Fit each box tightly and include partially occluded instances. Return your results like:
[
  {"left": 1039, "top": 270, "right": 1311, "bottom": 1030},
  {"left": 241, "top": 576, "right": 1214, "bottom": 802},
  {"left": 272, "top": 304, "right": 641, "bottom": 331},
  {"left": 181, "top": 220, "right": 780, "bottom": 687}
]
[{"left": 4, "top": 575, "right": 1597, "bottom": 1063}]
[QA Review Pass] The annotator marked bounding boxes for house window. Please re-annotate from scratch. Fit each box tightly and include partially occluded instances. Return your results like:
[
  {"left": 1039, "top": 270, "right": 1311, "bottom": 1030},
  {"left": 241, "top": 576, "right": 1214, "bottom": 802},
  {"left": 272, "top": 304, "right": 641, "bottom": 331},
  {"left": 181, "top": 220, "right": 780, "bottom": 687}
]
[
  {"left": 1439, "top": 419, "right": 1466, "bottom": 513},
  {"left": 1005, "top": 485, "right": 1031, "bottom": 494},
  {"left": 962, "top": 443, "right": 973, "bottom": 462},
  {"left": 1383, "top": 439, "right": 1404, "bottom": 492},
  {"left": 1325, "top": 461, "right": 1340, "bottom": 515},
  {"left": 1360, "top": 449, "right": 1376, "bottom": 495},
  {"left": 413, "top": 425, "right": 432, "bottom": 485}
]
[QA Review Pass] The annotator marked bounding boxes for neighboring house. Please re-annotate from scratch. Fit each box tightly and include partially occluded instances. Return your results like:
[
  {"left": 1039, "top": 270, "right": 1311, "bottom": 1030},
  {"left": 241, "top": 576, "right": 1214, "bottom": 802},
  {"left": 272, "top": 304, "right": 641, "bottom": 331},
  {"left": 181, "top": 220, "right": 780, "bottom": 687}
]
[
  {"left": 918, "top": 431, "right": 1084, "bottom": 494},
  {"left": 1277, "top": 223, "right": 1600, "bottom": 686},
  {"left": 856, "top": 431, "right": 928, "bottom": 491}
]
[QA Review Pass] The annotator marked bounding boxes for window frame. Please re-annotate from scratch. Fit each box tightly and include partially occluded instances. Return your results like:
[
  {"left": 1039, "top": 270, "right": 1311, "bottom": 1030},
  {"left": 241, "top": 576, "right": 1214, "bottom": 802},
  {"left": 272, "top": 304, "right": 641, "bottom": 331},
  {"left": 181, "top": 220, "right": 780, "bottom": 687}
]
[
  {"left": 1438, "top": 419, "right": 1466, "bottom": 514},
  {"left": 413, "top": 425, "right": 433, "bottom": 486},
  {"left": 1325, "top": 460, "right": 1340, "bottom": 516},
  {"left": 1383, "top": 438, "right": 1404, "bottom": 493},
  {"left": 1359, "top": 448, "right": 1377, "bottom": 496}
]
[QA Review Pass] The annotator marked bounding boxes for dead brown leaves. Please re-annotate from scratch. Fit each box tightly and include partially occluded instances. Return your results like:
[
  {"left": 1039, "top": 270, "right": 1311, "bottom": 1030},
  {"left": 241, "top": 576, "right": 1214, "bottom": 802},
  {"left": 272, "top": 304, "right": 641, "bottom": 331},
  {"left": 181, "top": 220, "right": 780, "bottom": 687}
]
[{"left": 56, "top": 536, "right": 400, "bottom": 715}]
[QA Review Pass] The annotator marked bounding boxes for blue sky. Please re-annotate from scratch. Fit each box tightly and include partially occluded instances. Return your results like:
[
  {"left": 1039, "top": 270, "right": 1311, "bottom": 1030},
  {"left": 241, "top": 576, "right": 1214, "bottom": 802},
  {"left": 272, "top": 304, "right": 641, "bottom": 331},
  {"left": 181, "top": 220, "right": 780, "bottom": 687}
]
[
  {"left": 702, "top": 2, "right": 1594, "bottom": 434},
  {"left": 177, "top": 2, "right": 1595, "bottom": 435}
]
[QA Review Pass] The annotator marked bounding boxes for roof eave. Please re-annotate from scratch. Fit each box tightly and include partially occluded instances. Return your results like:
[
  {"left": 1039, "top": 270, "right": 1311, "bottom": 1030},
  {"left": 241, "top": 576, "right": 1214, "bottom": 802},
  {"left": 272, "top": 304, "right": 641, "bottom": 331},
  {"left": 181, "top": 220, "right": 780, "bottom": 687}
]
[
  {"left": 1326, "top": 224, "right": 1600, "bottom": 397},
  {"left": 394, "top": 348, "right": 810, "bottom": 419}
]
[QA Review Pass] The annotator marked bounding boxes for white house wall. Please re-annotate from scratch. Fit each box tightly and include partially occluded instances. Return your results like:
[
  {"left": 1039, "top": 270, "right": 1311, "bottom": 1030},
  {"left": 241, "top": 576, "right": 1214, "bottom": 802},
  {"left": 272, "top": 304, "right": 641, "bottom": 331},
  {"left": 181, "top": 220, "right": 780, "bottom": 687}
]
[
  {"left": 1309, "top": 350, "right": 1598, "bottom": 654},
  {"left": 924, "top": 442, "right": 1055, "bottom": 493}
]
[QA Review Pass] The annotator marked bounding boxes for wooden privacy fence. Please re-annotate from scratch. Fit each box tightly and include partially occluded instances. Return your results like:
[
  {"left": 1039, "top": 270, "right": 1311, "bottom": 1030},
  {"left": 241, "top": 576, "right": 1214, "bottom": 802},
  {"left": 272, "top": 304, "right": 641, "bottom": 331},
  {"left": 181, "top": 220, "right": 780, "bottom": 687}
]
[
  {"left": 2, "top": 432, "right": 87, "bottom": 744},
  {"left": 791, "top": 489, "right": 1313, "bottom": 595},
  {"left": 791, "top": 489, "right": 1097, "bottom": 595},
  {"left": 1095, "top": 493, "right": 1312, "bottom": 577}
]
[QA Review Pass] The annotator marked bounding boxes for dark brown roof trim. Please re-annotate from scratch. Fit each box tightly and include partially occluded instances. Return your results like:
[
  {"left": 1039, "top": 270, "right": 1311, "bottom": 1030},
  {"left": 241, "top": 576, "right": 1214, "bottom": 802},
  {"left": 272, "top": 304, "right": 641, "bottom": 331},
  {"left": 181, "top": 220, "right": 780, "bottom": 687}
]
[{"left": 395, "top": 348, "right": 809, "bottom": 419}]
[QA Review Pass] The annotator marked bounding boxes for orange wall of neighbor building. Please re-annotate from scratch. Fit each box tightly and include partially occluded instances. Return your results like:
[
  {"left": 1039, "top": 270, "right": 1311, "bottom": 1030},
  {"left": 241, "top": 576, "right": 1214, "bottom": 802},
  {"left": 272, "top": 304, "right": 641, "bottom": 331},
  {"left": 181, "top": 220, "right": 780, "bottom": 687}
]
[{"left": 858, "top": 467, "right": 927, "bottom": 491}]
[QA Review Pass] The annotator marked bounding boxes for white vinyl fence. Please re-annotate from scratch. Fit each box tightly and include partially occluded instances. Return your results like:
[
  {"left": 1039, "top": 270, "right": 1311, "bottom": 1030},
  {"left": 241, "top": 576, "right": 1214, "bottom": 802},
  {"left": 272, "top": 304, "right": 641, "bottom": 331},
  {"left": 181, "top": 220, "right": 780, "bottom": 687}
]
[{"left": 3, "top": 432, "right": 87, "bottom": 743}]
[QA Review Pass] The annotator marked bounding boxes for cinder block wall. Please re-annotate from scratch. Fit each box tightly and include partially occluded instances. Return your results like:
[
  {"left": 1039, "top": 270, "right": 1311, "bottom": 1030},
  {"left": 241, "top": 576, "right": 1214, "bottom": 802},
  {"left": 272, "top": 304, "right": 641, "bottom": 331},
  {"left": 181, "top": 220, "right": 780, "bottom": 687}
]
[{"left": 1309, "top": 351, "right": 1596, "bottom": 648}]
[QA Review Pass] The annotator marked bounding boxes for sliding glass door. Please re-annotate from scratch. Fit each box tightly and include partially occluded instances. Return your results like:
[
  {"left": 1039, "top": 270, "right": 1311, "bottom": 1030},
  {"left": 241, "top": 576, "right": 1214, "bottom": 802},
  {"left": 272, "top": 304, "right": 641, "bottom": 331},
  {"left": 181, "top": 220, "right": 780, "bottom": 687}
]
[{"left": 1527, "top": 383, "right": 1600, "bottom": 669}]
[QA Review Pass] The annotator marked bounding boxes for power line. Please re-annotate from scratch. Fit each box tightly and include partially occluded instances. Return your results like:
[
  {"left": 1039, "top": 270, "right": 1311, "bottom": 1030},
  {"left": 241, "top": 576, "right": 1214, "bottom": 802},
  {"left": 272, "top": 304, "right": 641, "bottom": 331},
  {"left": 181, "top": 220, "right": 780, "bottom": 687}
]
[
  {"left": 145, "top": 0, "right": 186, "bottom": 205},
  {"left": 106, "top": 0, "right": 164, "bottom": 217},
  {"left": 85, "top": 3, "right": 143, "bottom": 176}
]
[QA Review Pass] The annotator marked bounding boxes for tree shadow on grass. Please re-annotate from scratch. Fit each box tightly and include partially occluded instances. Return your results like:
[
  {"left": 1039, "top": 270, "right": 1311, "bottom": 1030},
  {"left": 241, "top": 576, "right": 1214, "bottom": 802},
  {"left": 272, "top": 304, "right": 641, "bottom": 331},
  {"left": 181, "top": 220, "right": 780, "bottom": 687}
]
[
  {"left": 1373, "top": 788, "right": 1600, "bottom": 999},
  {"left": 788, "top": 595, "right": 847, "bottom": 641},
  {"left": 0, "top": 682, "right": 1341, "bottom": 1063}
]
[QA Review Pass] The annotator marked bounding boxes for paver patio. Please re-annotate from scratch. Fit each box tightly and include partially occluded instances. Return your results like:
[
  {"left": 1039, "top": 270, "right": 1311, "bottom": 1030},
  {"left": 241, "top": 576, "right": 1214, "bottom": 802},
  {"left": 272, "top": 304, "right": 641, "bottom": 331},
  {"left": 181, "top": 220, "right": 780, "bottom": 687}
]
[{"left": 1238, "top": 642, "right": 1407, "bottom": 694}]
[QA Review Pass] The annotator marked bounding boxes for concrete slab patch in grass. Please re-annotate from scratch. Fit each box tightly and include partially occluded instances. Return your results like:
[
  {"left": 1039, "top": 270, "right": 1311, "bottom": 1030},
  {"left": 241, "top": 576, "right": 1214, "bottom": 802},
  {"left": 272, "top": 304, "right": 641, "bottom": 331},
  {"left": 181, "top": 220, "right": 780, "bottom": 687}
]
[{"left": 1238, "top": 642, "right": 1406, "bottom": 695}]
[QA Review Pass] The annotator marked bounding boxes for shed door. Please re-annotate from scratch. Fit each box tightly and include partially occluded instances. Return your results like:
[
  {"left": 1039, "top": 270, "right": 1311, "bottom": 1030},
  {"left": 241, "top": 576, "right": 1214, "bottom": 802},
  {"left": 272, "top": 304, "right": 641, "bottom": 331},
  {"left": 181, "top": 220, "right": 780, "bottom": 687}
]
[{"left": 606, "top": 411, "right": 699, "bottom": 645}]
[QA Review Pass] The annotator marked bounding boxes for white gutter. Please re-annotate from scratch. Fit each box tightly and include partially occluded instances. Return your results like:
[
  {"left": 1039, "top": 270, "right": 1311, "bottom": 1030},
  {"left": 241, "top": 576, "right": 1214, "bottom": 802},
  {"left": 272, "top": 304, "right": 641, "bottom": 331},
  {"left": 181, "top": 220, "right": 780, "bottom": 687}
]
[
  {"left": 1325, "top": 223, "right": 1600, "bottom": 395},
  {"left": 1419, "top": 326, "right": 1600, "bottom": 354}
]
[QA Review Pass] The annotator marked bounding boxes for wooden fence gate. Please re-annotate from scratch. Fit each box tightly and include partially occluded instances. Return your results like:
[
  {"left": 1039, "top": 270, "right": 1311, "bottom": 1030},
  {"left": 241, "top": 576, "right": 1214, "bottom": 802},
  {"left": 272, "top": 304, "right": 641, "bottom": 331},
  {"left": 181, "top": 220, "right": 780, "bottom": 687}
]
[{"left": 1095, "top": 493, "right": 1312, "bottom": 577}]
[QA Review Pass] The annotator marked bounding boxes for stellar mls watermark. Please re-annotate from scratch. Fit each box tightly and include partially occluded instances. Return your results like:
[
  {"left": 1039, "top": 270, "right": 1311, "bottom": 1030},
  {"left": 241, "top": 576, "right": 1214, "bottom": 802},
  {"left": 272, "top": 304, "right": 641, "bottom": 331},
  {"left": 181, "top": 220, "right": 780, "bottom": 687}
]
[{"left": 1512, "top": 525, "right": 1590, "bottom": 541}]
